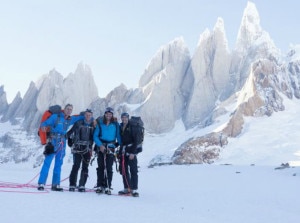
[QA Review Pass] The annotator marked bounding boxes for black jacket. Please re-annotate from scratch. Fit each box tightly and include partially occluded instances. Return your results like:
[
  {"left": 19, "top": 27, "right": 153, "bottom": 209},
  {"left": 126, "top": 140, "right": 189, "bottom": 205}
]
[{"left": 67, "top": 120, "right": 94, "bottom": 148}]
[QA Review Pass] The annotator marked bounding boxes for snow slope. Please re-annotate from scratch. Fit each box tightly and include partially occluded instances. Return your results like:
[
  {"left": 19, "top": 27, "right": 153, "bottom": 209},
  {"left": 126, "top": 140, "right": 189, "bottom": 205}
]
[
  {"left": 0, "top": 96, "right": 300, "bottom": 222},
  {"left": 0, "top": 163, "right": 299, "bottom": 223}
]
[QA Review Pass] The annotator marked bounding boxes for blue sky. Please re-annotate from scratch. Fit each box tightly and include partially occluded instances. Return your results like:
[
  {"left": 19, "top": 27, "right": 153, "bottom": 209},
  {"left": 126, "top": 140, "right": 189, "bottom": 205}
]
[{"left": 0, "top": 0, "right": 299, "bottom": 102}]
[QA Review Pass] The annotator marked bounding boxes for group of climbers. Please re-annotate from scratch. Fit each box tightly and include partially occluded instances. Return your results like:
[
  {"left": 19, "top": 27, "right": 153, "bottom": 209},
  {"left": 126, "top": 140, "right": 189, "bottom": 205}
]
[{"left": 37, "top": 104, "right": 142, "bottom": 197}]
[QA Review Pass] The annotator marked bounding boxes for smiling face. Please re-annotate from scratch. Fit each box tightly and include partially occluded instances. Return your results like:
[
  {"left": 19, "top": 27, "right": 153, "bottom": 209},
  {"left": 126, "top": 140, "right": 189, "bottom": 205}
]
[
  {"left": 104, "top": 111, "right": 113, "bottom": 121},
  {"left": 121, "top": 115, "right": 129, "bottom": 124},
  {"left": 64, "top": 105, "right": 73, "bottom": 116},
  {"left": 84, "top": 111, "right": 93, "bottom": 122}
]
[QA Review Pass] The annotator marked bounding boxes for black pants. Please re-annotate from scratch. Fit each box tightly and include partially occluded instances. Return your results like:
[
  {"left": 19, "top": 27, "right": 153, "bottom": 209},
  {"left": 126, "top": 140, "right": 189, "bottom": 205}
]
[
  {"left": 96, "top": 152, "right": 115, "bottom": 188},
  {"left": 119, "top": 154, "right": 138, "bottom": 190},
  {"left": 69, "top": 150, "right": 91, "bottom": 187}
]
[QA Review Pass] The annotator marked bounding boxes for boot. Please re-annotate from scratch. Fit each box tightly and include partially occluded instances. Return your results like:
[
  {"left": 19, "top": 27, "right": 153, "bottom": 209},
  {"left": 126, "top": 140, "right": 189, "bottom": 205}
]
[
  {"left": 118, "top": 188, "right": 130, "bottom": 195},
  {"left": 105, "top": 188, "right": 111, "bottom": 195},
  {"left": 51, "top": 185, "right": 64, "bottom": 192},
  {"left": 37, "top": 184, "right": 45, "bottom": 191},
  {"left": 131, "top": 190, "right": 139, "bottom": 197},
  {"left": 69, "top": 186, "right": 76, "bottom": 192},
  {"left": 95, "top": 187, "right": 104, "bottom": 194},
  {"left": 78, "top": 186, "right": 86, "bottom": 192}
]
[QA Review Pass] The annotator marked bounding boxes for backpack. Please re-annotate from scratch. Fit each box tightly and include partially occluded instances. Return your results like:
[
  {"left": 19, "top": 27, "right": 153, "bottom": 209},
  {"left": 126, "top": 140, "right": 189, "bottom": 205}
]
[
  {"left": 129, "top": 116, "right": 144, "bottom": 153},
  {"left": 38, "top": 105, "right": 62, "bottom": 145}
]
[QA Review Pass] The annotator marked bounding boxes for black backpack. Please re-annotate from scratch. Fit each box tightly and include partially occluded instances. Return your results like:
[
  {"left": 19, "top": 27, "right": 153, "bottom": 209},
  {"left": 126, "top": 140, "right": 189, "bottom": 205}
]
[{"left": 129, "top": 116, "right": 144, "bottom": 153}]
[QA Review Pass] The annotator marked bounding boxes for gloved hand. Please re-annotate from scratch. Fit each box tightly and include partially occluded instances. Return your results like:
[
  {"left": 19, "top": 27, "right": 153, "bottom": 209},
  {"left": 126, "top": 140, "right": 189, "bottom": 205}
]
[
  {"left": 67, "top": 137, "right": 73, "bottom": 147},
  {"left": 43, "top": 142, "right": 55, "bottom": 155},
  {"left": 99, "top": 145, "right": 106, "bottom": 153},
  {"left": 129, "top": 153, "right": 135, "bottom": 160}
]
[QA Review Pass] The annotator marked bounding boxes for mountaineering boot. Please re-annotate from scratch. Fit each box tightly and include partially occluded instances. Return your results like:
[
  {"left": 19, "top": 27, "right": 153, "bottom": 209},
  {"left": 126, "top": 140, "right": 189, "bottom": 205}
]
[
  {"left": 78, "top": 186, "right": 86, "bottom": 192},
  {"left": 105, "top": 188, "right": 111, "bottom": 195},
  {"left": 131, "top": 190, "right": 139, "bottom": 197},
  {"left": 118, "top": 188, "right": 130, "bottom": 195},
  {"left": 95, "top": 187, "right": 104, "bottom": 194},
  {"left": 51, "top": 185, "right": 64, "bottom": 192},
  {"left": 69, "top": 186, "right": 76, "bottom": 192},
  {"left": 37, "top": 184, "right": 45, "bottom": 191}
]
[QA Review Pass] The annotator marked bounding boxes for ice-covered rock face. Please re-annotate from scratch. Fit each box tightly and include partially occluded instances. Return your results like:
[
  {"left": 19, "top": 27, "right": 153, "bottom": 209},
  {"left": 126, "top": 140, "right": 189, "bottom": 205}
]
[
  {"left": 137, "top": 37, "right": 191, "bottom": 133},
  {"left": 0, "top": 63, "right": 100, "bottom": 133},
  {"left": 230, "top": 1, "right": 280, "bottom": 94},
  {"left": 182, "top": 18, "right": 231, "bottom": 129},
  {"left": 36, "top": 69, "right": 64, "bottom": 112},
  {"left": 286, "top": 46, "right": 300, "bottom": 99},
  {"left": 1, "top": 92, "right": 22, "bottom": 123},
  {"left": 236, "top": 2, "right": 262, "bottom": 52},
  {"left": 63, "top": 63, "right": 98, "bottom": 114},
  {"left": 35, "top": 63, "right": 98, "bottom": 115}
]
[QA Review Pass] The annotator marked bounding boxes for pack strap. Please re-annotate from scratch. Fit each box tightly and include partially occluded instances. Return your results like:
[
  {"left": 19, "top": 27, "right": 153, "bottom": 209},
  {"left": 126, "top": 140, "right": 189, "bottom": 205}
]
[
  {"left": 72, "top": 146, "right": 90, "bottom": 154},
  {"left": 50, "top": 133, "right": 66, "bottom": 139},
  {"left": 75, "top": 140, "right": 91, "bottom": 146}
]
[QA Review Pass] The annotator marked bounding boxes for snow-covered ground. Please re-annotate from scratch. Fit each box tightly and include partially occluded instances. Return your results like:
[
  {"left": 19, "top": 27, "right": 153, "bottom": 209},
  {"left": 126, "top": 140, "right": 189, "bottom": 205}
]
[
  {"left": 0, "top": 162, "right": 299, "bottom": 223},
  {"left": 0, "top": 96, "right": 300, "bottom": 222}
]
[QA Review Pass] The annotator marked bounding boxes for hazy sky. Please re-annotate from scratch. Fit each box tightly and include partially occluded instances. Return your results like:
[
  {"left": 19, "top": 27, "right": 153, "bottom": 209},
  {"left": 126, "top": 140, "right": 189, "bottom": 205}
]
[{"left": 0, "top": 0, "right": 299, "bottom": 102}]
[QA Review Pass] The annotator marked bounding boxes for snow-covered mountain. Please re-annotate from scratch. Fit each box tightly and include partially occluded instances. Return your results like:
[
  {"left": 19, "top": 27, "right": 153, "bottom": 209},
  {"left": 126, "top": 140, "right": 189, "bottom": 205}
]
[{"left": 0, "top": 1, "right": 300, "bottom": 166}]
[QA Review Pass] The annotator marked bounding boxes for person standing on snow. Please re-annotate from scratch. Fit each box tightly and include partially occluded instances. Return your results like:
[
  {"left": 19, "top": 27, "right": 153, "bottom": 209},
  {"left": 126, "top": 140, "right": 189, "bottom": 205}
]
[
  {"left": 93, "top": 107, "right": 121, "bottom": 195},
  {"left": 118, "top": 112, "right": 139, "bottom": 197},
  {"left": 67, "top": 109, "right": 94, "bottom": 192},
  {"left": 37, "top": 104, "right": 83, "bottom": 191}
]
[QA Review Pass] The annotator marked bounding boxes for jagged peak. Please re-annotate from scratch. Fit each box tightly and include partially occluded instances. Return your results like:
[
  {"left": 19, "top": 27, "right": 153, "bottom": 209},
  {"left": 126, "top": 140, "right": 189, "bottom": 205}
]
[
  {"left": 195, "top": 20, "right": 230, "bottom": 55},
  {"left": 242, "top": 1, "right": 260, "bottom": 29},
  {"left": 213, "top": 17, "right": 230, "bottom": 52},
  {"left": 196, "top": 28, "right": 211, "bottom": 47},
  {"left": 213, "top": 17, "right": 225, "bottom": 32},
  {"left": 49, "top": 68, "right": 60, "bottom": 75},
  {"left": 74, "top": 62, "right": 92, "bottom": 75},
  {"left": 152, "top": 36, "right": 190, "bottom": 61},
  {"left": 12, "top": 91, "right": 22, "bottom": 101},
  {"left": 140, "top": 37, "right": 190, "bottom": 87},
  {"left": 34, "top": 69, "right": 64, "bottom": 92},
  {"left": 28, "top": 81, "right": 35, "bottom": 87},
  {"left": 244, "top": 2, "right": 260, "bottom": 23},
  {"left": 0, "top": 85, "right": 8, "bottom": 108},
  {"left": 0, "top": 85, "right": 5, "bottom": 94},
  {"left": 115, "top": 83, "right": 127, "bottom": 90},
  {"left": 107, "top": 83, "right": 128, "bottom": 94},
  {"left": 236, "top": 2, "right": 262, "bottom": 50}
]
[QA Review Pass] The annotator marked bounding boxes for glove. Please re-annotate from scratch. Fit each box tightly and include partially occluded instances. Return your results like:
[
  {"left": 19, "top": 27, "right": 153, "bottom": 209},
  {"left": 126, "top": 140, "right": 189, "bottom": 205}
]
[
  {"left": 43, "top": 142, "right": 55, "bottom": 155},
  {"left": 67, "top": 137, "right": 73, "bottom": 147}
]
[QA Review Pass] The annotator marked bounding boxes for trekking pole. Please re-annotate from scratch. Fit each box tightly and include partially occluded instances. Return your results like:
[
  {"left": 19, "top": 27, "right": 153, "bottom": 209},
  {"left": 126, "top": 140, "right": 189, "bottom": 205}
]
[
  {"left": 103, "top": 145, "right": 110, "bottom": 191},
  {"left": 90, "top": 153, "right": 96, "bottom": 166},
  {"left": 114, "top": 146, "right": 119, "bottom": 173},
  {"left": 114, "top": 153, "right": 119, "bottom": 172},
  {"left": 90, "top": 146, "right": 99, "bottom": 166}
]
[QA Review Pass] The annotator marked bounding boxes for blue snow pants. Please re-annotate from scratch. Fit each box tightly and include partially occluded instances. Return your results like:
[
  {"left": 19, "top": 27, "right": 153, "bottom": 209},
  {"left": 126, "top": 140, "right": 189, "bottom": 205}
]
[{"left": 38, "top": 138, "right": 66, "bottom": 186}]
